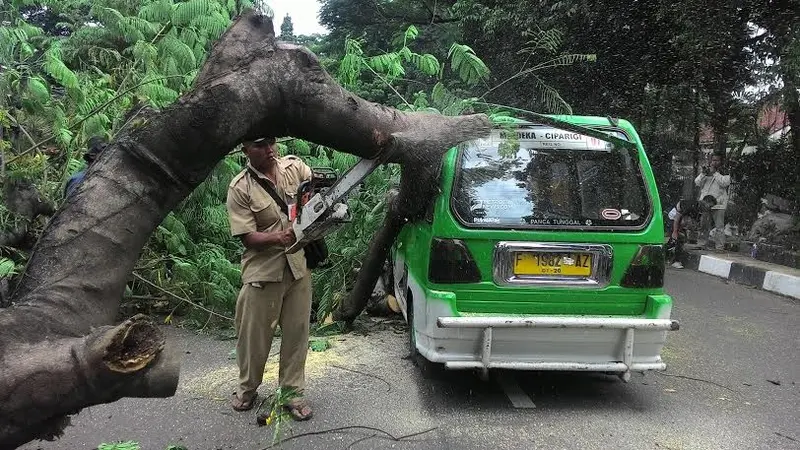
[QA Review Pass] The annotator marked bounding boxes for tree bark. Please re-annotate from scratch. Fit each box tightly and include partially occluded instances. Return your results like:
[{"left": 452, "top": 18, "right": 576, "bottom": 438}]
[
  {"left": 0, "top": 9, "right": 490, "bottom": 447},
  {"left": 0, "top": 315, "right": 179, "bottom": 449}
]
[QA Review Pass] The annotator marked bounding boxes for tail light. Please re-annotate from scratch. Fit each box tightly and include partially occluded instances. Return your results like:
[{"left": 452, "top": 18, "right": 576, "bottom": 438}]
[
  {"left": 428, "top": 238, "right": 481, "bottom": 283},
  {"left": 621, "top": 245, "right": 665, "bottom": 288}
]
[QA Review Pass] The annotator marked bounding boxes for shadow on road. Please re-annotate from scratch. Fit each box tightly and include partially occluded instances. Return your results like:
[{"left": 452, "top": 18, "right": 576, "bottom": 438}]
[{"left": 410, "top": 361, "right": 656, "bottom": 414}]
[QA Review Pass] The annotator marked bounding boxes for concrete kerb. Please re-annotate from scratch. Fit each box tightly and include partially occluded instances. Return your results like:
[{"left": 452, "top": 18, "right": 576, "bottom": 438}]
[{"left": 677, "top": 249, "right": 800, "bottom": 300}]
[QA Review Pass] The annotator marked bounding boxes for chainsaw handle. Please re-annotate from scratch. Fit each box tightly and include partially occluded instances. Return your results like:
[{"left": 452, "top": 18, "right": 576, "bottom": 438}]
[{"left": 295, "top": 180, "right": 313, "bottom": 220}]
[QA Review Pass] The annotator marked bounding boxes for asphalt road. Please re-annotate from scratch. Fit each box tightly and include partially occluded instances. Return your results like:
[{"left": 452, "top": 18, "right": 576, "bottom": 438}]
[{"left": 20, "top": 268, "right": 800, "bottom": 450}]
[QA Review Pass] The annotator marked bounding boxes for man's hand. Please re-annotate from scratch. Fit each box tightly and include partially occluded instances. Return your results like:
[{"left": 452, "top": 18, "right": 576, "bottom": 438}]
[
  {"left": 241, "top": 228, "right": 296, "bottom": 250},
  {"left": 275, "top": 229, "right": 296, "bottom": 246}
]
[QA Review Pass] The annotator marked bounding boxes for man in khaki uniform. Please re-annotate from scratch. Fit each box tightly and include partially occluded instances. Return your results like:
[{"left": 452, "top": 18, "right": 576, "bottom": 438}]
[{"left": 226, "top": 136, "right": 314, "bottom": 420}]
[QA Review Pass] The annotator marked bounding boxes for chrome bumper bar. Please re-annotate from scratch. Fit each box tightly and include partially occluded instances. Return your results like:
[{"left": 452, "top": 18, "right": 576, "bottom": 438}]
[{"left": 436, "top": 316, "right": 680, "bottom": 381}]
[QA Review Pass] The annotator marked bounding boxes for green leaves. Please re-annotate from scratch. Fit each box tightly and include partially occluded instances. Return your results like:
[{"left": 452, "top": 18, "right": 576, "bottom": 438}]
[
  {"left": 172, "top": 0, "right": 213, "bottom": 26},
  {"left": 131, "top": 40, "right": 159, "bottom": 68},
  {"left": 519, "top": 28, "right": 565, "bottom": 54},
  {"left": 404, "top": 24, "right": 419, "bottom": 42},
  {"left": 139, "top": 0, "right": 174, "bottom": 23},
  {"left": 309, "top": 338, "right": 332, "bottom": 352},
  {"left": 0, "top": 21, "right": 44, "bottom": 61},
  {"left": 367, "top": 53, "right": 404, "bottom": 78},
  {"left": 137, "top": 79, "right": 180, "bottom": 107},
  {"left": 525, "top": 74, "right": 573, "bottom": 115},
  {"left": 0, "top": 258, "right": 18, "bottom": 278},
  {"left": 411, "top": 53, "right": 440, "bottom": 77},
  {"left": 338, "top": 38, "right": 365, "bottom": 88},
  {"left": 93, "top": 7, "right": 154, "bottom": 43},
  {"left": 97, "top": 442, "right": 140, "bottom": 450},
  {"left": 430, "top": 82, "right": 473, "bottom": 115},
  {"left": 158, "top": 34, "right": 197, "bottom": 73},
  {"left": 66, "top": 157, "right": 85, "bottom": 175},
  {"left": 448, "top": 43, "right": 489, "bottom": 86},
  {"left": 190, "top": 10, "right": 230, "bottom": 40},
  {"left": 26, "top": 77, "right": 50, "bottom": 104},
  {"left": 43, "top": 43, "right": 82, "bottom": 101}
]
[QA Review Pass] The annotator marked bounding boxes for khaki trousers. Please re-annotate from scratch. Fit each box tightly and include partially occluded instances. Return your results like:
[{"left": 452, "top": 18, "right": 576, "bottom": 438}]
[
  {"left": 234, "top": 264, "right": 312, "bottom": 401},
  {"left": 700, "top": 208, "right": 726, "bottom": 249}
]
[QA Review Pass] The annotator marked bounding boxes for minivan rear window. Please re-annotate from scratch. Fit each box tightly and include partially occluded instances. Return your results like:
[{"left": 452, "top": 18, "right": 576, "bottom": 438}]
[{"left": 451, "top": 125, "right": 651, "bottom": 229}]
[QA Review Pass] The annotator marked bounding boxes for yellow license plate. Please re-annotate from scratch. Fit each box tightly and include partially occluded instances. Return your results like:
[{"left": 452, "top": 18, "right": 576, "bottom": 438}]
[{"left": 513, "top": 252, "right": 593, "bottom": 276}]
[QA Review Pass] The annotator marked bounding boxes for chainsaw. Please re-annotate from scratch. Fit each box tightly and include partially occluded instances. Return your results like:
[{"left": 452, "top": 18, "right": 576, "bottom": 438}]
[{"left": 286, "top": 157, "right": 382, "bottom": 254}]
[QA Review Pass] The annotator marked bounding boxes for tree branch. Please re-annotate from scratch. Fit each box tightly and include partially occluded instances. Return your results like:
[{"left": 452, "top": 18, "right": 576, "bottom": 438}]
[
  {"left": 0, "top": 315, "right": 179, "bottom": 448},
  {"left": 8, "top": 75, "right": 186, "bottom": 165},
  {"left": 132, "top": 272, "right": 233, "bottom": 322}
]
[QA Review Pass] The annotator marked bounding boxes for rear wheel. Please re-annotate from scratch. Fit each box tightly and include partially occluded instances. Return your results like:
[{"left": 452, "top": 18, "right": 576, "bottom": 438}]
[{"left": 406, "top": 289, "right": 419, "bottom": 358}]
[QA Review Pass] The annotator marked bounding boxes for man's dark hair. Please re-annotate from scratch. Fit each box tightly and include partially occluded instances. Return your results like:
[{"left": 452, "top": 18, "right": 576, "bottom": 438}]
[{"left": 702, "top": 194, "right": 717, "bottom": 206}]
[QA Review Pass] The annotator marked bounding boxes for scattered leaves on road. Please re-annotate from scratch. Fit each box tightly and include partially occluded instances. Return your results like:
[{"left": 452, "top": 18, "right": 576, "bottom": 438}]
[{"left": 309, "top": 338, "right": 332, "bottom": 352}]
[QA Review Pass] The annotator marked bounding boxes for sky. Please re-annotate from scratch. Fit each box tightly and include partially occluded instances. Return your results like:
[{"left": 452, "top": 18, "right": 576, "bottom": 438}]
[{"left": 266, "top": 0, "right": 329, "bottom": 35}]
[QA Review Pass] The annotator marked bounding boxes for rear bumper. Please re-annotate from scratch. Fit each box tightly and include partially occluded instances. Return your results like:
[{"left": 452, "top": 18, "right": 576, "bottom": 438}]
[
  {"left": 398, "top": 263, "right": 678, "bottom": 378},
  {"left": 419, "top": 315, "right": 679, "bottom": 378}
]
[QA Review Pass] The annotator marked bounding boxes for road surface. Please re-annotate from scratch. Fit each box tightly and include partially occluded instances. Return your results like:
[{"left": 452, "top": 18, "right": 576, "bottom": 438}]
[{"left": 20, "top": 268, "right": 800, "bottom": 450}]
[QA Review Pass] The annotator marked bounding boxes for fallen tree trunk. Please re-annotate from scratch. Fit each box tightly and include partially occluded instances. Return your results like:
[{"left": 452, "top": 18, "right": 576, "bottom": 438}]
[{"left": 0, "top": 9, "right": 490, "bottom": 448}]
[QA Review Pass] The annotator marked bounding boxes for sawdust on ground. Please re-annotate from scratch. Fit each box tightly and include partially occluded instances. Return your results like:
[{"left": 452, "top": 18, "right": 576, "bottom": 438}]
[{"left": 181, "top": 337, "right": 347, "bottom": 401}]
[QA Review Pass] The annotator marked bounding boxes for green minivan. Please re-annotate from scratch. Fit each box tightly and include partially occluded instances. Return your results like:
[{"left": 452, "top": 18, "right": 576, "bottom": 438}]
[{"left": 387, "top": 115, "right": 679, "bottom": 381}]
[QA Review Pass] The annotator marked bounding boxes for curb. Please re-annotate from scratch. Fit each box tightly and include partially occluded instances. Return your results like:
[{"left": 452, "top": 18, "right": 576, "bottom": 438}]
[{"left": 679, "top": 252, "right": 800, "bottom": 300}]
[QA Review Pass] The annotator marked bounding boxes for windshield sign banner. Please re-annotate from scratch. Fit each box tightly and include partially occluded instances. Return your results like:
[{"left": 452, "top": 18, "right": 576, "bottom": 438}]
[{"left": 515, "top": 127, "right": 623, "bottom": 151}]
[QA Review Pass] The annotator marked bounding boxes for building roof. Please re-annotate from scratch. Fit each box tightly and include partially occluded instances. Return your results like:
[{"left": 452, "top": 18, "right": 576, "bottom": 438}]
[{"left": 699, "top": 103, "right": 790, "bottom": 146}]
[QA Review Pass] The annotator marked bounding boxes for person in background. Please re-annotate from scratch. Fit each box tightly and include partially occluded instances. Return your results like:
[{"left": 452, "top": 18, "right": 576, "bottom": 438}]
[
  {"left": 694, "top": 152, "right": 731, "bottom": 250},
  {"left": 666, "top": 195, "right": 716, "bottom": 268},
  {"left": 64, "top": 136, "right": 108, "bottom": 196},
  {"left": 226, "top": 136, "right": 314, "bottom": 421}
]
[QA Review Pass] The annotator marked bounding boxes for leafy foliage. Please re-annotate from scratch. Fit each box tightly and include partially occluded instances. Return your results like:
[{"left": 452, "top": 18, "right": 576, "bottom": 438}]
[
  {"left": 0, "top": 0, "right": 569, "bottom": 326},
  {"left": 0, "top": 0, "right": 253, "bottom": 321},
  {"left": 447, "top": 43, "right": 489, "bottom": 87},
  {"left": 0, "top": 259, "right": 18, "bottom": 278}
]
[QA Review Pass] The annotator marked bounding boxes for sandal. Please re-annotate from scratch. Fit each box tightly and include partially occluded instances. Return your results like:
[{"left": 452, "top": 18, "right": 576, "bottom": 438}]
[
  {"left": 283, "top": 400, "right": 313, "bottom": 421},
  {"left": 231, "top": 392, "right": 257, "bottom": 412}
]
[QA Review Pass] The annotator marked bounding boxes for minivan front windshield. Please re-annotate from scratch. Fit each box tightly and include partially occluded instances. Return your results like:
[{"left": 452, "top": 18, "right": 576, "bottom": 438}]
[{"left": 452, "top": 125, "right": 651, "bottom": 229}]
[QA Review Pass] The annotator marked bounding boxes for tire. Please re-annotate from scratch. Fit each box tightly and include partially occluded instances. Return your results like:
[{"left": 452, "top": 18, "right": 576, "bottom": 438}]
[
  {"left": 406, "top": 289, "right": 444, "bottom": 379},
  {"left": 407, "top": 288, "right": 419, "bottom": 358}
]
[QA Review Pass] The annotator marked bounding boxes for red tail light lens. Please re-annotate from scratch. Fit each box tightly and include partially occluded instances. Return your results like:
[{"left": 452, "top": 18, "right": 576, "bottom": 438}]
[
  {"left": 429, "top": 238, "right": 481, "bottom": 284},
  {"left": 621, "top": 245, "right": 665, "bottom": 288}
]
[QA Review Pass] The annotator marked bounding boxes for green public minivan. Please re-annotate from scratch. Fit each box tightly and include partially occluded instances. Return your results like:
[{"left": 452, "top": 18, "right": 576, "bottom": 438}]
[{"left": 387, "top": 115, "right": 679, "bottom": 381}]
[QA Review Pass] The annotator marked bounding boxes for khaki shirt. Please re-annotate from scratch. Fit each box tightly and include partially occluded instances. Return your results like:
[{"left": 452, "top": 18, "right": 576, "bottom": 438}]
[{"left": 226, "top": 155, "right": 312, "bottom": 283}]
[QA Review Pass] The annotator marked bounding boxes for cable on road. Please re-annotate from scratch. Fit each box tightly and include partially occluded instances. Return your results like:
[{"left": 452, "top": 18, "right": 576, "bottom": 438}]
[
  {"left": 346, "top": 433, "right": 378, "bottom": 449},
  {"left": 654, "top": 372, "right": 737, "bottom": 393},
  {"left": 329, "top": 364, "right": 393, "bottom": 393},
  {"left": 262, "top": 425, "right": 439, "bottom": 449},
  {"left": 775, "top": 432, "right": 798, "bottom": 443}
]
